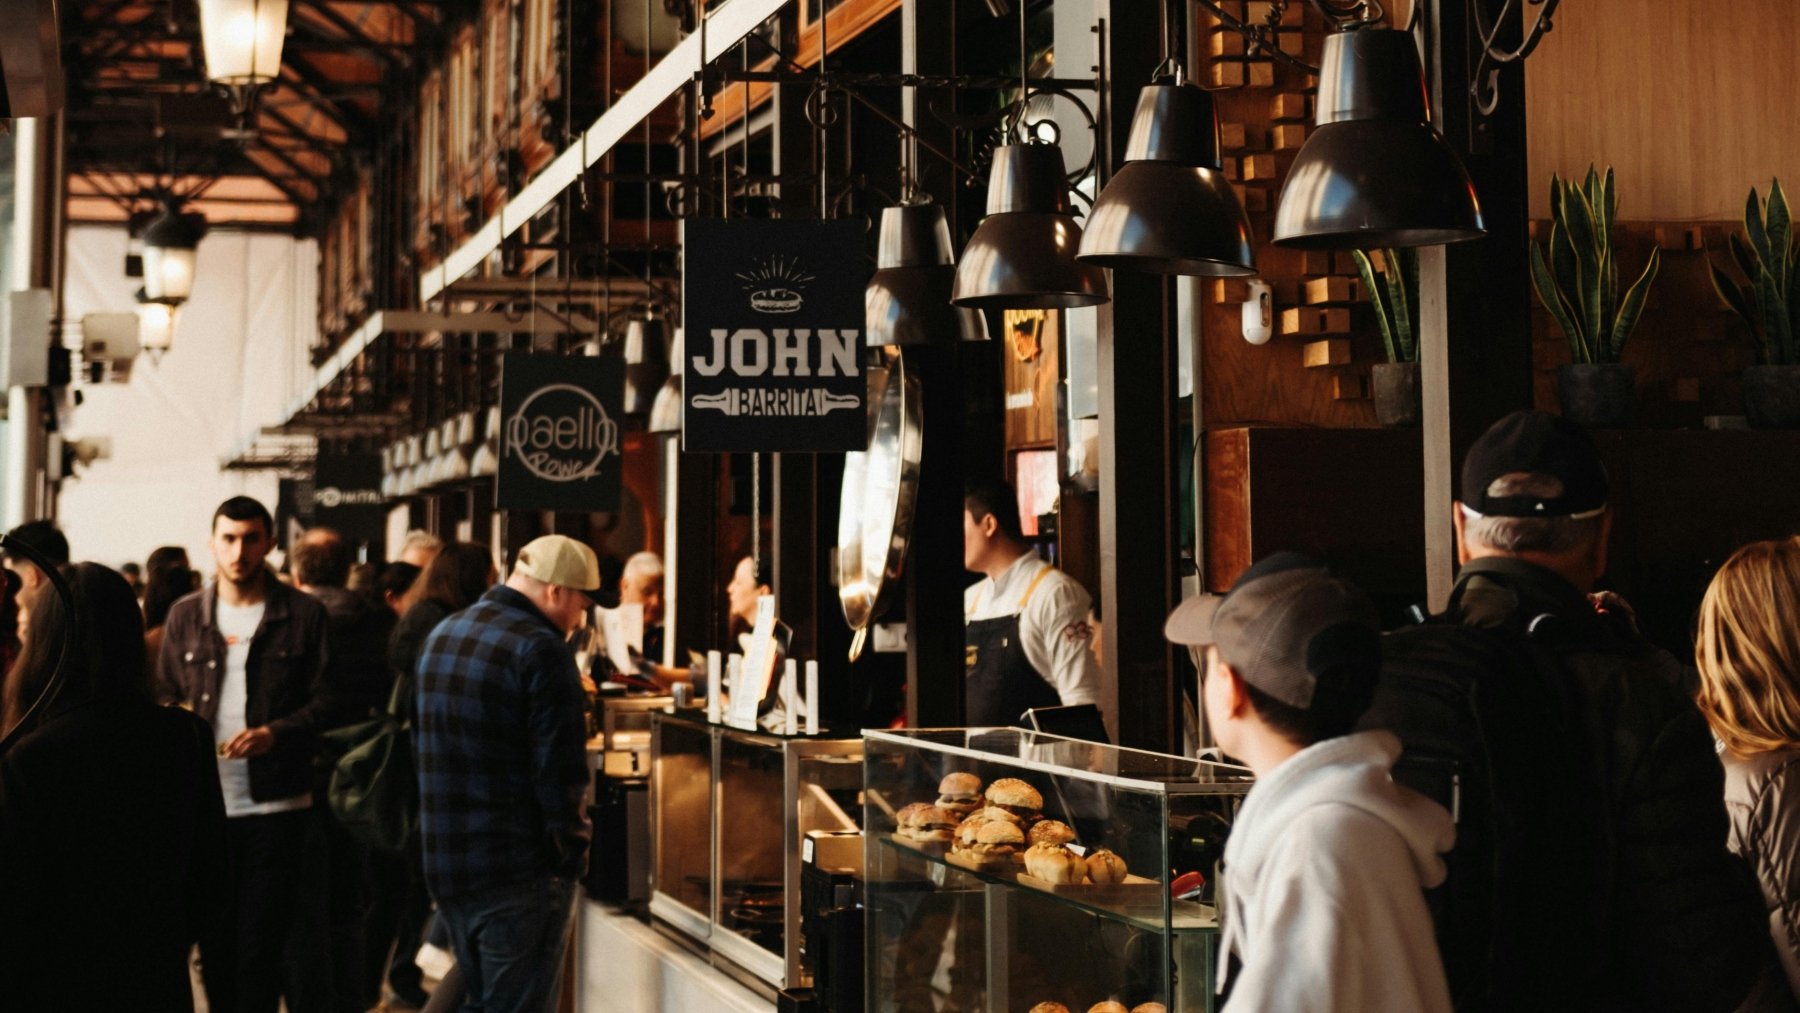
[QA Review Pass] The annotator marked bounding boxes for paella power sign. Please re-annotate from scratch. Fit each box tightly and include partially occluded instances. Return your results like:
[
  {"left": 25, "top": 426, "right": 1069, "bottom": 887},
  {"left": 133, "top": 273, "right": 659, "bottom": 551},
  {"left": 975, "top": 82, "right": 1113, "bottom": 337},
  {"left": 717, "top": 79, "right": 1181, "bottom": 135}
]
[
  {"left": 496, "top": 352, "right": 624, "bottom": 511},
  {"left": 681, "top": 218, "right": 870, "bottom": 452}
]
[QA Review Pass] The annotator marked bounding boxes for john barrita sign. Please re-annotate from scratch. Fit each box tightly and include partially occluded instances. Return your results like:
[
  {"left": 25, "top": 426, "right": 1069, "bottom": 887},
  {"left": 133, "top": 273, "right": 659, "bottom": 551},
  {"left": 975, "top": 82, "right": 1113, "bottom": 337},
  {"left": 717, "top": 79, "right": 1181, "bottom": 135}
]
[
  {"left": 681, "top": 218, "right": 870, "bottom": 452},
  {"left": 497, "top": 353, "right": 624, "bottom": 511}
]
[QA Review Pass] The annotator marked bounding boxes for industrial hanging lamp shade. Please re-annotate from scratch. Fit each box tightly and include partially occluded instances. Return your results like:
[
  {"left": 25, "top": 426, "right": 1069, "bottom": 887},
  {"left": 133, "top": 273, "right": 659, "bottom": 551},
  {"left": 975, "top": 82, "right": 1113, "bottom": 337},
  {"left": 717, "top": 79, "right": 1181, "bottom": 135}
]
[
  {"left": 1273, "top": 28, "right": 1485, "bottom": 249},
  {"left": 952, "top": 143, "right": 1110, "bottom": 310},
  {"left": 623, "top": 315, "right": 670, "bottom": 416},
  {"left": 198, "top": 0, "right": 291, "bottom": 86},
  {"left": 867, "top": 203, "right": 993, "bottom": 349},
  {"left": 141, "top": 204, "right": 207, "bottom": 304},
  {"left": 866, "top": 203, "right": 989, "bottom": 346},
  {"left": 1078, "top": 83, "right": 1256, "bottom": 276},
  {"left": 648, "top": 328, "right": 684, "bottom": 434}
]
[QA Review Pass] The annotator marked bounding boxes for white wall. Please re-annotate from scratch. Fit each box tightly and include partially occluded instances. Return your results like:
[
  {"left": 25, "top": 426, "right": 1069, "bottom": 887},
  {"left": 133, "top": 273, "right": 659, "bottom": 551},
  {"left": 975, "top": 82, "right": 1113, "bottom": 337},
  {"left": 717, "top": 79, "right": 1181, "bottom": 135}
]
[{"left": 56, "top": 225, "right": 319, "bottom": 572}]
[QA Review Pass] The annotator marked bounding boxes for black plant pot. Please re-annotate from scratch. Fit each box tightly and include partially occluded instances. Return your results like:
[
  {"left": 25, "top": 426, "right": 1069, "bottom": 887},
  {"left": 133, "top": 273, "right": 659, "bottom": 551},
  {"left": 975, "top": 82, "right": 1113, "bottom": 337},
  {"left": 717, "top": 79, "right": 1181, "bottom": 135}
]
[
  {"left": 1371, "top": 361, "right": 1421, "bottom": 428},
  {"left": 1556, "top": 363, "right": 1635, "bottom": 429},
  {"left": 1743, "top": 364, "right": 1800, "bottom": 429}
]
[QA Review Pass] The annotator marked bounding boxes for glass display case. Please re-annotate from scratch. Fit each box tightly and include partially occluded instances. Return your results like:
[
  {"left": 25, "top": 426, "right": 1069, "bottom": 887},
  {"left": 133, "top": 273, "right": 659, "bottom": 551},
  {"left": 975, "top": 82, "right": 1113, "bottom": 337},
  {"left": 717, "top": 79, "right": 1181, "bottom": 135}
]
[
  {"left": 650, "top": 711, "right": 715, "bottom": 943},
  {"left": 862, "top": 729, "right": 1253, "bottom": 1013},
  {"left": 650, "top": 712, "right": 865, "bottom": 993},
  {"left": 713, "top": 728, "right": 864, "bottom": 991}
]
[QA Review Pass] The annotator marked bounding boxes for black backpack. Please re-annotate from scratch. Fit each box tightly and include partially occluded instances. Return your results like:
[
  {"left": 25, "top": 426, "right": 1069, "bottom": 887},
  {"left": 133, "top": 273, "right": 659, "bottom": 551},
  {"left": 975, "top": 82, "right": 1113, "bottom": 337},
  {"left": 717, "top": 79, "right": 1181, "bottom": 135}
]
[{"left": 1362, "top": 612, "right": 1597, "bottom": 1013}]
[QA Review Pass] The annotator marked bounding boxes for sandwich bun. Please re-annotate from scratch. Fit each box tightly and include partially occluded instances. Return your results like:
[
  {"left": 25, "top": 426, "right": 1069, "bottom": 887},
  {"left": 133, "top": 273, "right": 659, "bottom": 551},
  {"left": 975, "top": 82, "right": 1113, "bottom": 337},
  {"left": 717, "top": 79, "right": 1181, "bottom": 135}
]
[
  {"left": 893, "top": 802, "right": 930, "bottom": 828},
  {"left": 1023, "top": 842, "right": 1087, "bottom": 884},
  {"left": 937, "top": 771, "right": 982, "bottom": 800},
  {"left": 970, "top": 820, "right": 1024, "bottom": 857},
  {"left": 1085, "top": 848, "right": 1129, "bottom": 884},
  {"left": 1088, "top": 1003, "right": 1130, "bottom": 1013},
  {"left": 1028, "top": 819, "right": 1077, "bottom": 848},
  {"left": 899, "top": 805, "right": 960, "bottom": 843},
  {"left": 1028, "top": 1005, "right": 1072, "bottom": 1013},
  {"left": 972, "top": 805, "right": 1023, "bottom": 827},
  {"left": 1130, "top": 1004, "right": 1167, "bottom": 1013},
  {"left": 985, "top": 777, "right": 1044, "bottom": 811}
]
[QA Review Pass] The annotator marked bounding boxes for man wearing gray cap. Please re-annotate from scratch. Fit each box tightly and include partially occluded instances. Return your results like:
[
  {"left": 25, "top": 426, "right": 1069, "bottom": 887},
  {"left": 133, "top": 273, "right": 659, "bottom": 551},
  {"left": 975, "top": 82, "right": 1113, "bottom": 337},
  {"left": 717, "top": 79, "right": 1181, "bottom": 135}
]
[
  {"left": 1165, "top": 552, "right": 1453, "bottom": 1013},
  {"left": 414, "top": 535, "right": 597, "bottom": 1013}
]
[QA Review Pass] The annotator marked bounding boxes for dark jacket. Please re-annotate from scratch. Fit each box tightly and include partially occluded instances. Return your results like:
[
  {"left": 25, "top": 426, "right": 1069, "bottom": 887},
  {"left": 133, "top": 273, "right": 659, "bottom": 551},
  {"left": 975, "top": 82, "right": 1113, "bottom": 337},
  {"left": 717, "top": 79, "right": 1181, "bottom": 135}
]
[
  {"left": 414, "top": 586, "right": 590, "bottom": 898},
  {"left": 388, "top": 598, "right": 453, "bottom": 721},
  {"left": 309, "top": 584, "right": 397, "bottom": 721},
  {"left": 0, "top": 696, "right": 227, "bottom": 1011},
  {"left": 1725, "top": 748, "right": 1800, "bottom": 1001},
  {"left": 1440, "top": 557, "right": 1781, "bottom": 1012},
  {"left": 156, "top": 573, "right": 337, "bottom": 802}
]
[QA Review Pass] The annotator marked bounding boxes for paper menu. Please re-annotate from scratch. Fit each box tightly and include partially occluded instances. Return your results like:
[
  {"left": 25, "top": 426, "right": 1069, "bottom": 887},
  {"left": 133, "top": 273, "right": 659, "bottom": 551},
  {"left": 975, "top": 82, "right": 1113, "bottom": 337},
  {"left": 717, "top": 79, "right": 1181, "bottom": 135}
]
[
  {"left": 727, "top": 594, "right": 779, "bottom": 729},
  {"left": 598, "top": 603, "right": 644, "bottom": 675}
]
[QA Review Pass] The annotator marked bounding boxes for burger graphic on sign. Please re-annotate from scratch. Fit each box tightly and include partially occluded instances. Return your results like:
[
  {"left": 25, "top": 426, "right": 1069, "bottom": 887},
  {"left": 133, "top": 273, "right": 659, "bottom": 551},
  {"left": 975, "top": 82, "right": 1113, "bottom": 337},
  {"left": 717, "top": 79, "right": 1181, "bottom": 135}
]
[{"left": 739, "top": 254, "right": 814, "bottom": 314}]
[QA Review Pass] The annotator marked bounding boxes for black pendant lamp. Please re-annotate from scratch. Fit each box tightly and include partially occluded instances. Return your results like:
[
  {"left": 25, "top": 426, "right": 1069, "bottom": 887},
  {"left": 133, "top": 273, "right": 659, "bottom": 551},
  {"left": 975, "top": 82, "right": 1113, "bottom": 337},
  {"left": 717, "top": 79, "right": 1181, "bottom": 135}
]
[
  {"left": 1078, "top": 80, "right": 1256, "bottom": 276},
  {"left": 951, "top": 143, "right": 1110, "bottom": 310},
  {"left": 1273, "top": 28, "right": 1484, "bottom": 249},
  {"left": 866, "top": 202, "right": 989, "bottom": 345},
  {"left": 623, "top": 314, "right": 670, "bottom": 416}
]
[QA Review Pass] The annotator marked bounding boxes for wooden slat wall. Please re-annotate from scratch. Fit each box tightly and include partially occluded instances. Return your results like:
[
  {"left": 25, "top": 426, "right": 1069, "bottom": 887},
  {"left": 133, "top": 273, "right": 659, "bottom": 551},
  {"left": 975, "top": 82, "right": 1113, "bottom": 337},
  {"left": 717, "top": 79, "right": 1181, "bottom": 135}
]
[{"left": 1526, "top": 0, "right": 1800, "bottom": 221}]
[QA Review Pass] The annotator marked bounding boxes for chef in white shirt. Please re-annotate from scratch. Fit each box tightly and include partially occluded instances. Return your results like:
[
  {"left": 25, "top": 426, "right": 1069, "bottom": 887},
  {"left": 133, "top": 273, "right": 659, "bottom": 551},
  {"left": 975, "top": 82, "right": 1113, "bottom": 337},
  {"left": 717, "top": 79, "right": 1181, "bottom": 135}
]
[{"left": 961, "top": 478, "right": 1101, "bottom": 726}]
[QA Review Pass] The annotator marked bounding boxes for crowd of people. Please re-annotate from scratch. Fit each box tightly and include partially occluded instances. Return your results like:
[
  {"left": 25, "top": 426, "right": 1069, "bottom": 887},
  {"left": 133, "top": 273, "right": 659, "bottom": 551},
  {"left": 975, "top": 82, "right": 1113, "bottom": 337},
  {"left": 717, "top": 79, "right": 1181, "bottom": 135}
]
[{"left": 1, "top": 409, "right": 1799, "bottom": 1013}]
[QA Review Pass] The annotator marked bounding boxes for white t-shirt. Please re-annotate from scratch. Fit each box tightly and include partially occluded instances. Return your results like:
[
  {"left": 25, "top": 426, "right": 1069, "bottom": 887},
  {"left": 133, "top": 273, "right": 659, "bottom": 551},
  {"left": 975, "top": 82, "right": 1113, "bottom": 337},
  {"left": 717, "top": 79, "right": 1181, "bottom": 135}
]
[
  {"left": 962, "top": 553, "right": 1102, "bottom": 707},
  {"left": 213, "top": 600, "right": 311, "bottom": 818}
]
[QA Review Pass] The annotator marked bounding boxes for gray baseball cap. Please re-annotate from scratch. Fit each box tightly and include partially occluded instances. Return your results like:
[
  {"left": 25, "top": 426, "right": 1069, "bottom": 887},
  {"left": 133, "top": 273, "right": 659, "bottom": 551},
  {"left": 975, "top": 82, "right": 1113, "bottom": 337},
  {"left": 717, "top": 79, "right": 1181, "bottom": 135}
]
[{"left": 1163, "top": 552, "right": 1380, "bottom": 708}]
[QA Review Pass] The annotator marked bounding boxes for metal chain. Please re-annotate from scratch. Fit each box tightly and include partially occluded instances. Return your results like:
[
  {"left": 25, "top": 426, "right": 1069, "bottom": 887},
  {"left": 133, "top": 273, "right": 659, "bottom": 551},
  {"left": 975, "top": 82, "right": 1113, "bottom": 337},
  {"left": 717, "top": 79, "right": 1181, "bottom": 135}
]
[{"left": 751, "top": 452, "right": 761, "bottom": 575}]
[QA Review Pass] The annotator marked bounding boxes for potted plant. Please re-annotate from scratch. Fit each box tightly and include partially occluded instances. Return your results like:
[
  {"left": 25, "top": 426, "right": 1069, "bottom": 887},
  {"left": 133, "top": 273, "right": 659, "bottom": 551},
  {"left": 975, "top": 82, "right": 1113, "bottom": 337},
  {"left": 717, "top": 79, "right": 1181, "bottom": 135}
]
[
  {"left": 1352, "top": 247, "right": 1420, "bottom": 427},
  {"left": 1528, "top": 166, "right": 1661, "bottom": 428},
  {"left": 1708, "top": 179, "right": 1800, "bottom": 428}
]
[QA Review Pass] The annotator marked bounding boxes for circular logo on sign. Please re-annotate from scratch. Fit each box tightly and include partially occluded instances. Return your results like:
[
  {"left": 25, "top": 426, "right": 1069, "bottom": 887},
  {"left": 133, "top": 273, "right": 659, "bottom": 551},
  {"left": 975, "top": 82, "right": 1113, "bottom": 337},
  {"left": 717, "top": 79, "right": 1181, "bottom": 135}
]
[
  {"left": 316, "top": 486, "right": 344, "bottom": 509},
  {"left": 505, "top": 384, "right": 621, "bottom": 483}
]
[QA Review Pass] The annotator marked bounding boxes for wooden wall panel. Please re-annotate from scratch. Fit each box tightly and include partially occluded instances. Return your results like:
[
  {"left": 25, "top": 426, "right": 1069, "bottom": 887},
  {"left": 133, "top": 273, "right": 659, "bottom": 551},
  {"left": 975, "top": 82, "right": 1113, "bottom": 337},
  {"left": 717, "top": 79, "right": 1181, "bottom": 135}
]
[{"left": 1526, "top": 0, "right": 1800, "bottom": 220}]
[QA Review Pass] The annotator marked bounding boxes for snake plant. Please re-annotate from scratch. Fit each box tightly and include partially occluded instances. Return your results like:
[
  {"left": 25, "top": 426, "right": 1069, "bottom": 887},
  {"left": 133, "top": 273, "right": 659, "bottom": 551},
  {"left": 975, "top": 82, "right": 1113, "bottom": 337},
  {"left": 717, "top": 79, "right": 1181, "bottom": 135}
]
[
  {"left": 1529, "top": 166, "right": 1661, "bottom": 365},
  {"left": 1709, "top": 179, "right": 1800, "bottom": 366},
  {"left": 1352, "top": 248, "right": 1419, "bottom": 364}
]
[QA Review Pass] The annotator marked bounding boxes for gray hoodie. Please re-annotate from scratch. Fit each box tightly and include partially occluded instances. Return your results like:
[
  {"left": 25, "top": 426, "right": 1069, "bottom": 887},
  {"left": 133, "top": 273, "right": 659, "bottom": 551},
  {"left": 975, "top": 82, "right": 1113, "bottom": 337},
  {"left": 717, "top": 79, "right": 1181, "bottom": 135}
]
[{"left": 1218, "top": 729, "right": 1455, "bottom": 1013}]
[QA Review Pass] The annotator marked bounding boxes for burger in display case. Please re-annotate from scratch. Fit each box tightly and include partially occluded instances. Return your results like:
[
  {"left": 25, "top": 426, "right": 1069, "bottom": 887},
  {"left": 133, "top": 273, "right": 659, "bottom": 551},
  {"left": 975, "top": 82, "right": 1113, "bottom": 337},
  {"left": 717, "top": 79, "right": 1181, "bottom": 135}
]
[{"left": 862, "top": 728, "right": 1251, "bottom": 1013}]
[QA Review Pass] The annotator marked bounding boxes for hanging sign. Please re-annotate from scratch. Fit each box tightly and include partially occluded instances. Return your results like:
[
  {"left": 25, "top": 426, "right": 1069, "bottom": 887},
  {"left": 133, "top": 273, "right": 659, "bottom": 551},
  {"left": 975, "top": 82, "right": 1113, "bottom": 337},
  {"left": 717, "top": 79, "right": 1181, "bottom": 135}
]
[
  {"left": 681, "top": 218, "right": 870, "bottom": 452},
  {"left": 496, "top": 352, "right": 624, "bottom": 511},
  {"left": 305, "top": 451, "right": 388, "bottom": 550}
]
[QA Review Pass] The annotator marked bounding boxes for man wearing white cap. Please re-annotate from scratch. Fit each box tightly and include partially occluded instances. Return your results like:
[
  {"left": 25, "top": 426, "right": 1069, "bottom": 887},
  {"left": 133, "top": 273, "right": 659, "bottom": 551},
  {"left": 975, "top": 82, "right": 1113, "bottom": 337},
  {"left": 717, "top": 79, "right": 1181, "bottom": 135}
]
[{"left": 413, "top": 535, "right": 598, "bottom": 1013}]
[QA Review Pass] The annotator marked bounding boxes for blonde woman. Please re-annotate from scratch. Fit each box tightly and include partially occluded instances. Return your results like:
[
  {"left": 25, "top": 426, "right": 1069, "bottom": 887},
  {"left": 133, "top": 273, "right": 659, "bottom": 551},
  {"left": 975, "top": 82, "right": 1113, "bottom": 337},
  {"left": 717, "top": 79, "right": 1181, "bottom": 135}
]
[{"left": 1696, "top": 536, "right": 1800, "bottom": 1000}]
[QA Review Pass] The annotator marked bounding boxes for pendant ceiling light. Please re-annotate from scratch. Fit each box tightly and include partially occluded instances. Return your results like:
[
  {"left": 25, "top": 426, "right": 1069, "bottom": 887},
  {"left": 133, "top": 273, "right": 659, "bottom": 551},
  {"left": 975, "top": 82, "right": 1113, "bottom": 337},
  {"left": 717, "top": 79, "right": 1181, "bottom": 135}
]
[
  {"left": 134, "top": 288, "right": 177, "bottom": 362},
  {"left": 648, "top": 328, "right": 684, "bottom": 435},
  {"left": 1273, "top": 27, "right": 1484, "bottom": 249},
  {"left": 470, "top": 407, "right": 501, "bottom": 479},
  {"left": 867, "top": 202, "right": 989, "bottom": 345},
  {"left": 1078, "top": 79, "right": 1256, "bottom": 276},
  {"left": 198, "top": 0, "right": 290, "bottom": 87},
  {"left": 952, "top": 143, "right": 1110, "bottom": 310},
  {"left": 141, "top": 203, "right": 207, "bottom": 305},
  {"left": 623, "top": 314, "right": 670, "bottom": 416}
]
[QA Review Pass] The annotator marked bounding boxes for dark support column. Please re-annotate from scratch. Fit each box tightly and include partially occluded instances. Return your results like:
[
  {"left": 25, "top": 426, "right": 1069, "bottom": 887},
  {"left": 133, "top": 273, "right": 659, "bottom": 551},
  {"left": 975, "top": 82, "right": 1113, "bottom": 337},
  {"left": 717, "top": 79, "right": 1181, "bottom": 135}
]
[
  {"left": 673, "top": 448, "right": 720, "bottom": 662},
  {"left": 899, "top": 0, "right": 972, "bottom": 728},
  {"left": 1096, "top": 0, "right": 1179, "bottom": 753},
  {"left": 1419, "top": 0, "right": 1534, "bottom": 606}
]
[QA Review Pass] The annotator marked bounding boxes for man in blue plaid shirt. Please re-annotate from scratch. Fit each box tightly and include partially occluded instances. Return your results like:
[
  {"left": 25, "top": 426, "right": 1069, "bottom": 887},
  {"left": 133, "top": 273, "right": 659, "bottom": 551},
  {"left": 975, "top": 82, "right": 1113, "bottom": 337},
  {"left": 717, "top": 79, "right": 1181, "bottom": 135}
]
[{"left": 414, "top": 535, "right": 597, "bottom": 1013}]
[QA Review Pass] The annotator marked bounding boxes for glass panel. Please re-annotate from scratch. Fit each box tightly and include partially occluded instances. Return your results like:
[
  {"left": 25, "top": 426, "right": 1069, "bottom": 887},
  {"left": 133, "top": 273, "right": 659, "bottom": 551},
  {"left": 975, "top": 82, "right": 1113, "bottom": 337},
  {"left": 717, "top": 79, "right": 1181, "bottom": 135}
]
[
  {"left": 652, "top": 715, "right": 713, "bottom": 921},
  {"left": 717, "top": 732, "right": 788, "bottom": 959},
  {"left": 864, "top": 728, "right": 1250, "bottom": 1012}
]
